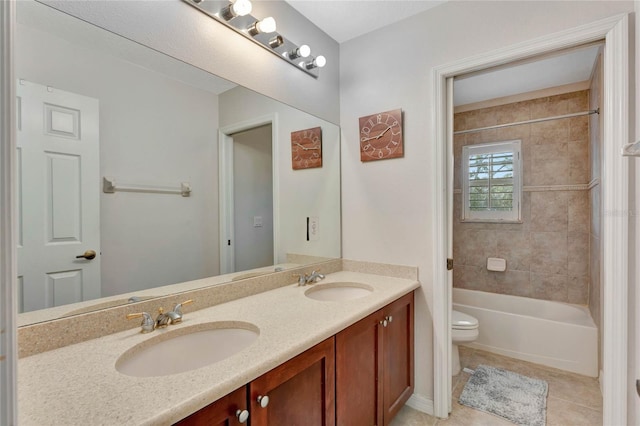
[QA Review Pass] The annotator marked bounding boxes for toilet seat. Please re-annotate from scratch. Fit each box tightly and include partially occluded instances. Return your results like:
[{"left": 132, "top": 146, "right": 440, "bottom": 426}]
[{"left": 452, "top": 310, "right": 478, "bottom": 330}]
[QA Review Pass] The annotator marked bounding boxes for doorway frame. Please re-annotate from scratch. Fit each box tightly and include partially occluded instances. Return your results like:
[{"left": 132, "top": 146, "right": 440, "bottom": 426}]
[
  {"left": 431, "top": 13, "right": 630, "bottom": 424},
  {"left": 219, "top": 113, "right": 280, "bottom": 274}
]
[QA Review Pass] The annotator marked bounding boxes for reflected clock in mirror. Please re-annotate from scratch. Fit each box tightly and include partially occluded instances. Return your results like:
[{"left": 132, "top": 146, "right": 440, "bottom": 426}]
[
  {"left": 291, "top": 126, "right": 322, "bottom": 170},
  {"left": 15, "top": 0, "right": 341, "bottom": 325}
]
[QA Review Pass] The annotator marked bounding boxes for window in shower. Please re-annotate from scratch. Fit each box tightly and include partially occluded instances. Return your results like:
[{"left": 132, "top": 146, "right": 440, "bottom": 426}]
[{"left": 462, "top": 140, "right": 522, "bottom": 222}]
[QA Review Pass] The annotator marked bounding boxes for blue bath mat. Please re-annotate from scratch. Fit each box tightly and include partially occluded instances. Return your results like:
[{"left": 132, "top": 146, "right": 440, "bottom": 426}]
[{"left": 459, "top": 364, "right": 548, "bottom": 426}]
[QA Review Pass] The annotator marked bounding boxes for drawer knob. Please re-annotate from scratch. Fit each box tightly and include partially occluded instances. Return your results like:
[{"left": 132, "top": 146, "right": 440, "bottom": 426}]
[
  {"left": 380, "top": 319, "right": 388, "bottom": 327},
  {"left": 386, "top": 315, "right": 393, "bottom": 323},
  {"left": 257, "top": 395, "right": 270, "bottom": 408},
  {"left": 235, "top": 409, "right": 249, "bottom": 423}
]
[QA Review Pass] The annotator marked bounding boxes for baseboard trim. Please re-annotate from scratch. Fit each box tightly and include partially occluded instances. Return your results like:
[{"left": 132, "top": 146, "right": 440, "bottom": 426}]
[
  {"left": 406, "top": 393, "right": 435, "bottom": 416},
  {"left": 599, "top": 369, "right": 604, "bottom": 395}
]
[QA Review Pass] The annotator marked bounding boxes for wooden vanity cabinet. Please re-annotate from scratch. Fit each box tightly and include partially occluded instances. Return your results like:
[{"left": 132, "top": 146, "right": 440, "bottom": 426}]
[
  {"left": 249, "top": 337, "right": 335, "bottom": 426},
  {"left": 175, "top": 386, "right": 248, "bottom": 426},
  {"left": 335, "top": 292, "right": 414, "bottom": 426},
  {"left": 175, "top": 292, "right": 413, "bottom": 426}
]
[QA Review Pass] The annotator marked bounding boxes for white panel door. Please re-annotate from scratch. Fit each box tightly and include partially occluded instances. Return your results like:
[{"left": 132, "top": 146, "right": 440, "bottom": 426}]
[{"left": 16, "top": 80, "right": 100, "bottom": 312}]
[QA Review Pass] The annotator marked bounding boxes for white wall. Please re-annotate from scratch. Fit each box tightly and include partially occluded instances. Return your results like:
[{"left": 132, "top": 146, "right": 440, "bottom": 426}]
[
  {"left": 233, "top": 125, "right": 274, "bottom": 271},
  {"left": 340, "top": 0, "right": 634, "bottom": 403},
  {"left": 630, "top": 1, "right": 640, "bottom": 423},
  {"left": 220, "top": 86, "right": 341, "bottom": 262},
  {"left": 16, "top": 23, "right": 220, "bottom": 296},
  {"left": 41, "top": 0, "right": 341, "bottom": 124}
]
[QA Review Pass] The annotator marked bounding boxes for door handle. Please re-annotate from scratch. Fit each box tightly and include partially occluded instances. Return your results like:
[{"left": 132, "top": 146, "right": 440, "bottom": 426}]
[{"left": 75, "top": 249, "right": 96, "bottom": 260}]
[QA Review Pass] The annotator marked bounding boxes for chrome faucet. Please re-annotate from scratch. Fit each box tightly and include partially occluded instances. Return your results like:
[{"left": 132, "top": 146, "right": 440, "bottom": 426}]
[
  {"left": 155, "top": 307, "right": 173, "bottom": 328},
  {"left": 306, "top": 270, "right": 325, "bottom": 284},
  {"left": 294, "top": 270, "right": 325, "bottom": 286},
  {"left": 167, "top": 299, "right": 193, "bottom": 323},
  {"left": 126, "top": 311, "right": 155, "bottom": 333}
]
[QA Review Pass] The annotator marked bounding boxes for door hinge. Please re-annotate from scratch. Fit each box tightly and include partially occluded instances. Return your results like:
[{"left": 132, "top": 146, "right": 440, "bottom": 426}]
[{"left": 447, "top": 258, "right": 454, "bottom": 271}]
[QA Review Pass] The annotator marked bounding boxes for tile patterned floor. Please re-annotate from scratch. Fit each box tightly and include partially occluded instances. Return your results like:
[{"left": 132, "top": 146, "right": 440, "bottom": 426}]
[{"left": 389, "top": 346, "right": 602, "bottom": 425}]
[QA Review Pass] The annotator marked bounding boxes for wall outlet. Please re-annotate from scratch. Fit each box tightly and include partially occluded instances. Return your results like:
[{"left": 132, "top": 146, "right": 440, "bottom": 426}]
[
  {"left": 308, "top": 216, "right": 319, "bottom": 241},
  {"left": 253, "top": 216, "right": 263, "bottom": 227}
]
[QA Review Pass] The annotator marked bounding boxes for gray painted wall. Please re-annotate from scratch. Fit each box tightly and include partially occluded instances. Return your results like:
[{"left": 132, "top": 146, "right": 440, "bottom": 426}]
[
  {"left": 233, "top": 125, "right": 274, "bottom": 271},
  {"left": 41, "top": 0, "right": 340, "bottom": 124},
  {"left": 16, "top": 22, "right": 220, "bottom": 297},
  {"left": 340, "top": 0, "right": 634, "bottom": 403}
]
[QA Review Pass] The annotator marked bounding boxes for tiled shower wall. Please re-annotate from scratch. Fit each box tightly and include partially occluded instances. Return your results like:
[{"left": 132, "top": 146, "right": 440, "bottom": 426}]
[{"left": 453, "top": 90, "right": 591, "bottom": 304}]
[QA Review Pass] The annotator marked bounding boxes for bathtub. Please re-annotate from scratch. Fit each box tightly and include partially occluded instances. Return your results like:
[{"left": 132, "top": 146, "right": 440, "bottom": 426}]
[{"left": 453, "top": 288, "right": 598, "bottom": 377}]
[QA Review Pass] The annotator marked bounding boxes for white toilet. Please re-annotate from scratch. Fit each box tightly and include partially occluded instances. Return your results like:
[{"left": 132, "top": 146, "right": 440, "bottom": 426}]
[{"left": 451, "top": 310, "right": 479, "bottom": 376}]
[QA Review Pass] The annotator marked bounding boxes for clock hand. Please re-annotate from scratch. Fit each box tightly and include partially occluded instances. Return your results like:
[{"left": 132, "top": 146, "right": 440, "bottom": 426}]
[
  {"left": 294, "top": 142, "right": 309, "bottom": 151},
  {"left": 361, "top": 126, "right": 393, "bottom": 143},
  {"left": 376, "top": 126, "right": 392, "bottom": 138}
]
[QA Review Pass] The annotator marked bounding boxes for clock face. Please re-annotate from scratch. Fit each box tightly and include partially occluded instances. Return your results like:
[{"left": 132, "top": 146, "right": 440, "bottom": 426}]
[
  {"left": 359, "top": 109, "right": 403, "bottom": 162},
  {"left": 291, "top": 126, "right": 322, "bottom": 170}
]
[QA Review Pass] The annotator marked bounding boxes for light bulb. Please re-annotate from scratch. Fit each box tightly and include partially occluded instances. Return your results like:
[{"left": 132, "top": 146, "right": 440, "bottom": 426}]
[
  {"left": 256, "top": 17, "right": 277, "bottom": 33},
  {"left": 232, "top": 0, "right": 252, "bottom": 16},
  {"left": 305, "top": 55, "right": 327, "bottom": 69},
  {"left": 220, "top": 0, "right": 252, "bottom": 20},
  {"left": 289, "top": 44, "right": 310, "bottom": 59}
]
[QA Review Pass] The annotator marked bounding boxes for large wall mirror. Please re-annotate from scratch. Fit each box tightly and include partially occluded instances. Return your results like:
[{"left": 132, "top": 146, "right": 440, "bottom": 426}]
[{"left": 16, "top": 0, "right": 341, "bottom": 326}]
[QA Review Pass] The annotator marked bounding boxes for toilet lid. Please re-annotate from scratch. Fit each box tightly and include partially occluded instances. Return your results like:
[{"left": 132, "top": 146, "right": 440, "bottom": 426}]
[{"left": 452, "top": 310, "right": 478, "bottom": 330}]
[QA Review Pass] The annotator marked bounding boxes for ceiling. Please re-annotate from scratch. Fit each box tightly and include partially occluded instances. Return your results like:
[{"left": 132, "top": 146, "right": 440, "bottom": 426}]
[
  {"left": 284, "top": 0, "right": 446, "bottom": 43},
  {"left": 284, "top": 1, "right": 600, "bottom": 106},
  {"left": 453, "top": 44, "right": 602, "bottom": 106}
]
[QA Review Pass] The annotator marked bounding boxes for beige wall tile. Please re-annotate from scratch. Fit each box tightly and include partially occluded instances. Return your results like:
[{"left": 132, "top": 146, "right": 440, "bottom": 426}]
[
  {"left": 568, "top": 139, "right": 589, "bottom": 184},
  {"left": 568, "top": 191, "right": 589, "bottom": 233},
  {"left": 530, "top": 191, "right": 568, "bottom": 232},
  {"left": 496, "top": 231, "right": 531, "bottom": 271},
  {"left": 531, "top": 273, "right": 568, "bottom": 302},
  {"left": 590, "top": 186, "right": 600, "bottom": 239},
  {"left": 493, "top": 270, "right": 531, "bottom": 297},
  {"left": 452, "top": 91, "right": 592, "bottom": 304},
  {"left": 568, "top": 275, "right": 589, "bottom": 305},
  {"left": 530, "top": 96, "right": 569, "bottom": 119},
  {"left": 568, "top": 232, "right": 589, "bottom": 277},
  {"left": 528, "top": 157, "right": 569, "bottom": 185},
  {"left": 569, "top": 115, "right": 589, "bottom": 142},
  {"left": 530, "top": 232, "right": 568, "bottom": 275}
]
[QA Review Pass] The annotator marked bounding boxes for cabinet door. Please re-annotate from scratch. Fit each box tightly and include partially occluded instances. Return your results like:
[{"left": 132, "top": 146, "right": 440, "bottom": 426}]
[
  {"left": 336, "top": 310, "right": 384, "bottom": 426},
  {"left": 249, "top": 337, "right": 335, "bottom": 426},
  {"left": 174, "top": 386, "right": 248, "bottom": 426},
  {"left": 382, "top": 292, "right": 414, "bottom": 425}
]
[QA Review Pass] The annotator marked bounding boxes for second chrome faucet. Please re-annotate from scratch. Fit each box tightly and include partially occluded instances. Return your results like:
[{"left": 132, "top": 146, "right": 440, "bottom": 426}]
[
  {"left": 126, "top": 299, "right": 194, "bottom": 333},
  {"left": 294, "top": 270, "right": 325, "bottom": 286}
]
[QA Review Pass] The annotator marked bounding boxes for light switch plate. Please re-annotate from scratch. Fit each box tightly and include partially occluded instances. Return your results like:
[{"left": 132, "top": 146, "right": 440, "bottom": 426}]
[
  {"left": 253, "top": 216, "right": 263, "bottom": 227},
  {"left": 308, "top": 216, "right": 319, "bottom": 241}
]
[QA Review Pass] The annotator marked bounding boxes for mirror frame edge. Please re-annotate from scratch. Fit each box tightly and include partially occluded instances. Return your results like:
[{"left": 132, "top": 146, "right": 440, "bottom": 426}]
[{"left": 1, "top": 0, "right": 18, "bottom": 422}]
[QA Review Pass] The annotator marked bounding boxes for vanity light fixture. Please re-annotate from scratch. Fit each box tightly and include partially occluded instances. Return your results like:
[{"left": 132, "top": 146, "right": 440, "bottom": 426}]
[
  {"left": 182, "top": 0, "right": 326, "bottom": 78},
  {"left": 288, "top": 44, "right": 311, "bottom": 59},
  {"left": 248, "top": 17, "right": 277, "bottom": 36},
  {"left": 220, "top": 0, "right": 252, "bottom": 21},
  {"left": 305, "top": 55, "right": 326, "bottom": 70},
  {"left": 269, "top": 35, "right": 284, "bottom": 49}
]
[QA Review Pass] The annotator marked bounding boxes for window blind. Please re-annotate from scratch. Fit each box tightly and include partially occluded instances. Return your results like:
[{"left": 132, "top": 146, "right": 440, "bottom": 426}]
[{"left": 462, "top": 140, "right": 522, "bottom": 222}]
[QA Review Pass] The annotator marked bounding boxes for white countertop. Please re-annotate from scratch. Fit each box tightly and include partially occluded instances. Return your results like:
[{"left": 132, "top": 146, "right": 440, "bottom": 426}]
[{"left": 18, "top": 271, "right": 419, "bottom": 425}]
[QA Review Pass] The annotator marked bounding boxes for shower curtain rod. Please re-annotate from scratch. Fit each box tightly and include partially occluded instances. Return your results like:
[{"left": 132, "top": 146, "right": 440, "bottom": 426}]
[{"left": 453, "top": 108, "right": 599, "bottom": 135}]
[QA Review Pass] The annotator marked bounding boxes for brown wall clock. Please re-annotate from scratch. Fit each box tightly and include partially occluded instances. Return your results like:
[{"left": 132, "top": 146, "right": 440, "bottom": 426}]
[
  {"left": 359, "top": 108, "right": 403, "bottom": 162},
  {"left": 291, "top": 126, "right": 322, "bottom": 170}
]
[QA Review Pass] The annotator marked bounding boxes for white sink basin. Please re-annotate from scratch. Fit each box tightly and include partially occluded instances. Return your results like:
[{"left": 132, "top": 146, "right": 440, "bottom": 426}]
[
  {"left": 304, "top": 282, "right": 373, "bottom": 301},
  {"left": 116, "top": 322, "right": 259, "bottom": 377}
]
